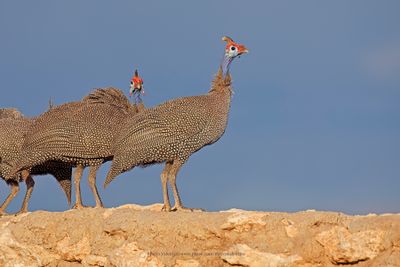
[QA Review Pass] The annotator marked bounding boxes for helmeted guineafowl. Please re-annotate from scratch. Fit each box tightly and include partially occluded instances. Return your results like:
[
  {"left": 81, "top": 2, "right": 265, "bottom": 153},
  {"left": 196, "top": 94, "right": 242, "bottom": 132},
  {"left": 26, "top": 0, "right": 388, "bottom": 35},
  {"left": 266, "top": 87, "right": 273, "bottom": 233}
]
[{"left": 104, "top": 36, "right": 248, "bottom": 211}]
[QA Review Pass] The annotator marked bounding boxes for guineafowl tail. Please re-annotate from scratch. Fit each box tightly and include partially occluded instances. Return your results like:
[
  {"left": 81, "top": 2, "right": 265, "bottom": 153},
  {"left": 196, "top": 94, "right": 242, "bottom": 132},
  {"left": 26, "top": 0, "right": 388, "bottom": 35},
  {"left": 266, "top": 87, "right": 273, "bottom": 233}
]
[
  {"left": 104, "top": 160, "right": 127, "bottom": 188},
  {"left": 56, "top": 176, "right": 72, "bottom": 206},
  {"left": 103, "top": 169, "right": 117, "bottom": 189},
  {"left": 82, "top": 87, "right": 132, "bottom": 113},
  {"left": 47, "top": 164, "right": 73, "bottom": 206}
]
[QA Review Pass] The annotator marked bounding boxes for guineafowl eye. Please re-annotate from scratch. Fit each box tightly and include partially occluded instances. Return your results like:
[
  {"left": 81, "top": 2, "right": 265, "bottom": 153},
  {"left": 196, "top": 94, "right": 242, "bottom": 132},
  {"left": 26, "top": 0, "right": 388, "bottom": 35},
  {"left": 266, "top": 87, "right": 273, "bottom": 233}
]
[{"left": 230, "top": 46, "right": 236, "bottom": 51}]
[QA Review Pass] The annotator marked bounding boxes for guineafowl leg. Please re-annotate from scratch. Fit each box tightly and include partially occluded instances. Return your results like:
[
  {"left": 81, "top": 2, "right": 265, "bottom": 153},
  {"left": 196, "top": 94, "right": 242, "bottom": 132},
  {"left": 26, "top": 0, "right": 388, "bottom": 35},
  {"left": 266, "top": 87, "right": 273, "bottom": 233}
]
[
  {"left": 16, "top": 170, "right": 35, "bottom": 214},
  {"left": 88, "top": 165, "right": 103, "bottom": 208},
  {"left": 0, "top": 181, "right": 19, "bottom": 215},
  {"left": 169, "top": 161, "right": 204, "bottom": 212},
  {"left": 72, "top": 165, "right": 86, "bottom": 209},
  {"left": 160, "top": 162, "right": 173, "bottom": 212}
]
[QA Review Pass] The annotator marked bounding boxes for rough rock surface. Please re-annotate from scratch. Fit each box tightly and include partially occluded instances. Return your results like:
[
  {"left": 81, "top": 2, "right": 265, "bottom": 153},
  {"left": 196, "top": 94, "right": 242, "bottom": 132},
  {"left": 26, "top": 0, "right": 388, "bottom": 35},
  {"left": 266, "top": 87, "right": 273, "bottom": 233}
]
[{"left": 0, "top": 204, "right": 399, "bottom": 267}]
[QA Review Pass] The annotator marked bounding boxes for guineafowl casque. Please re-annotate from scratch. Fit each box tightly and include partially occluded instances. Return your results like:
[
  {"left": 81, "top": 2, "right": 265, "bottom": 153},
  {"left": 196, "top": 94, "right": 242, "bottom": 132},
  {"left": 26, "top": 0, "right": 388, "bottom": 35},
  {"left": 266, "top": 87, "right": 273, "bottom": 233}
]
[
  {"left": 104, "top": 36, "right": 248, "bottom": 212},
  {"left": 0, "top": 109, "right": 72, "bottom": 214},
  {"left": 9, "top": 73, "right": 146, "bottom": 211}
]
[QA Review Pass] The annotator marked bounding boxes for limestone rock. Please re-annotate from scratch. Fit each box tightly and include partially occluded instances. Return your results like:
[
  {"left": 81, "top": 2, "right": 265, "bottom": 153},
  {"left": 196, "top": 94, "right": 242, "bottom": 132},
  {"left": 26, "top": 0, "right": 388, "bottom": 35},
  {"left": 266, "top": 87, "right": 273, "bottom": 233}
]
[
  {"left": 56, "top": 235, "right": 91, "bottom": 262},
  {"left": 221, "top": 211, "right": 268, "bottom": 231},
  {"left": 0, "top": 221, "right": 60, "bottom": 266},
  {"left": 281, "top": 218, "right": 298, "bottom": 238},
  {"left": 173, "top": 259, "right": 202, "bottom": 267},
  {"left": 316, "top": 226, "right": 385, "bottom": 264},
  {"left": 103, "top": 203, "right": 164, "bottom": 219},
  {"left": 0, "top": 204, "right": 399, "bottom": 266},
  {"left": 221, "top": 244, "right": 302, "bottom": 267},
  {"left": 115, "top": 203, "right": 164, "bottom": 211},
  {"left": 108, "top": 242, "right": 164, "bottom": 267},
  {"left": 82, "top": 254, "right": 108, "bottom": 266}
]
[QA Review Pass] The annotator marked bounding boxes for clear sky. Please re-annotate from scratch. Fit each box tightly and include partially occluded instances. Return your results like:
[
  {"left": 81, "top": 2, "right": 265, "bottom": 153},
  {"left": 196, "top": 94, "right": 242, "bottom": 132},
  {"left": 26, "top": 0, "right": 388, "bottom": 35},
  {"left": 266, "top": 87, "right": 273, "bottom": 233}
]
[{"left": 1, "top": 1, "right": 399, "bottom": 214}]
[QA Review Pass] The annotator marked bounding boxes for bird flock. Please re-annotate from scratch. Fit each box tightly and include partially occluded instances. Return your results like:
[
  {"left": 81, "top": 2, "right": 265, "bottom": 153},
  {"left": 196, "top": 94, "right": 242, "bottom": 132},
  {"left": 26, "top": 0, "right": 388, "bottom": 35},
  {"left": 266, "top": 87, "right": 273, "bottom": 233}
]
[{"left": 0, "top": 36, "right": 248, "bottom": 215}]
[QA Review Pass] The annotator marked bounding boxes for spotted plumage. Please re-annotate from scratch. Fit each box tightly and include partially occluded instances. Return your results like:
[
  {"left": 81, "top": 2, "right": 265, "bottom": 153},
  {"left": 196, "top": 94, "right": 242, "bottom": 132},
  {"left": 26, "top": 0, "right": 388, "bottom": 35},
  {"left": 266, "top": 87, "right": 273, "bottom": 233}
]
[{"left": 0, "top": 109, "right": 72, "bottom": 214}]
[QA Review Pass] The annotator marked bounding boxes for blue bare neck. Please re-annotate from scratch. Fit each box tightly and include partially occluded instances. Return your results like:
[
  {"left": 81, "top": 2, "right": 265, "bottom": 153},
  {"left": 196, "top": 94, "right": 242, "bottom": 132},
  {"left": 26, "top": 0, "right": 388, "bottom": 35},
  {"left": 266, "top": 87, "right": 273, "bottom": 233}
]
[
  {"left": 221, "top": 54, "right": 233, "bottom": 76},
  {"left": 133, "top": 89, "right": 142, "bottom": 105}
]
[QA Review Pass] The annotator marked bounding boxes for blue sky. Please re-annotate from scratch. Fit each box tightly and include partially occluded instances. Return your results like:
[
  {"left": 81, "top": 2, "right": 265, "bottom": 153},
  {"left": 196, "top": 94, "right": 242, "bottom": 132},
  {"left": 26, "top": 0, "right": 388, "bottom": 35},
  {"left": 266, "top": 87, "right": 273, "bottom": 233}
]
[{"left": 1, "top": 1, "right": 399, "bottom": 214}]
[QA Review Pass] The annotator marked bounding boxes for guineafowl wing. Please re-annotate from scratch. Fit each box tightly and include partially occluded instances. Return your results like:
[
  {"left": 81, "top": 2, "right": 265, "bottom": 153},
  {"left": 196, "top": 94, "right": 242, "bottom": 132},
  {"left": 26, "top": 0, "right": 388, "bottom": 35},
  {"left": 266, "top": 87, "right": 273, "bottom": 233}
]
[
  {"left": 114, "top": 95, "right": 213, "bottom": 166},
  {"left": 12, "top": 89, "right": 134, "bottom": 173},
  {"left": 21, "top": 88, "right": 134, "bottom": 162}
]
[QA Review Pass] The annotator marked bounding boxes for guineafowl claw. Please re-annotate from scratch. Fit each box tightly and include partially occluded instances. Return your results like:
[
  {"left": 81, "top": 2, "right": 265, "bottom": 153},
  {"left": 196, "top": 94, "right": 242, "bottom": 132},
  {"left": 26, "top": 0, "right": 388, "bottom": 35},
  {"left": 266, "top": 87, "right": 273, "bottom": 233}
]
[
  {"left": 161, "top": 204, "right": 172, "bottom": 212},
  {"left": 14, "top": 209, "right": 28, "bottom": 216},
  {"left": 72, "top": 203, "right": 88, "bottom": 210},
  {"left": 0, "top": 211, "right": 9, "bottom": 217}
]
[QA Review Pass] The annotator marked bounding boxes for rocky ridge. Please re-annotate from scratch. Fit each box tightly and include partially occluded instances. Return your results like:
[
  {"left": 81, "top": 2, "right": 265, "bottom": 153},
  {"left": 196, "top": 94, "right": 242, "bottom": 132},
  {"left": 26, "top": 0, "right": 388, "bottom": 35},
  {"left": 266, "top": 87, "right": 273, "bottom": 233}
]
[{"left": 0, "top": 204, "right": 399, "bottom": 267}]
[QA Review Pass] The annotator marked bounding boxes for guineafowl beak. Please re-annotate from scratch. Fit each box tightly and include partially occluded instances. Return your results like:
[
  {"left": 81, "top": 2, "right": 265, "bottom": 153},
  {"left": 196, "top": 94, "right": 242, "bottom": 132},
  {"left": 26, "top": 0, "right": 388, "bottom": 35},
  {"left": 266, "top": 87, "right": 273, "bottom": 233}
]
[{"left": 237, "top": 45, "right": 249, "bottom": 55}]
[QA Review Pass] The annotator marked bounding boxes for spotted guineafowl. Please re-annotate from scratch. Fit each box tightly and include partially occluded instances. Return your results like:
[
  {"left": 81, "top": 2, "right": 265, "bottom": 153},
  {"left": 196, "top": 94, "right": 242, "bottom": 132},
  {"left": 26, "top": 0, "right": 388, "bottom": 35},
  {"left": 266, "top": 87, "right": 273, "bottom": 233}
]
[
  {"left": 104, "top": 36, "right": 248, "bottom": 212},
  {"left": 0, "top": 109, "right": 72, "bottom": 214},
  {"left": 10, "top": 77, "right": 145, "bottom": 210}
]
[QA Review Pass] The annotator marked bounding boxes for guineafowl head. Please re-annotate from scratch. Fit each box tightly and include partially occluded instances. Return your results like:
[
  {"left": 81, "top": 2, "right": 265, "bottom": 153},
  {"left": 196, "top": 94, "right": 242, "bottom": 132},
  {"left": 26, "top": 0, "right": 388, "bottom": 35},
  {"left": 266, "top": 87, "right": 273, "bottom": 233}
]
[
  {"left": 221, "top": 36, "right": 248, "bottom": 75},
  {"left": 131, "top": 69, "right": 144, "bottom": 90},
  {"left": 223, "top": 36, "right": 248, "bottom": 58}
]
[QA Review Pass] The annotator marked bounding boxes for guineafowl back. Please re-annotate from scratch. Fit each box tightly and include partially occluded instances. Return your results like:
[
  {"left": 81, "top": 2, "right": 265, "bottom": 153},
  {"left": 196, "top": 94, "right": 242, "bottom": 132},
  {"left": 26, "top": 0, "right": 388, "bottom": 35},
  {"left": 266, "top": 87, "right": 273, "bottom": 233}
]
[
  {"left": 0, "top": 108, "right": 24, "bottom": 120},
  {"left": 14, "top": 88, "right": 136, "bottom": 171}
]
